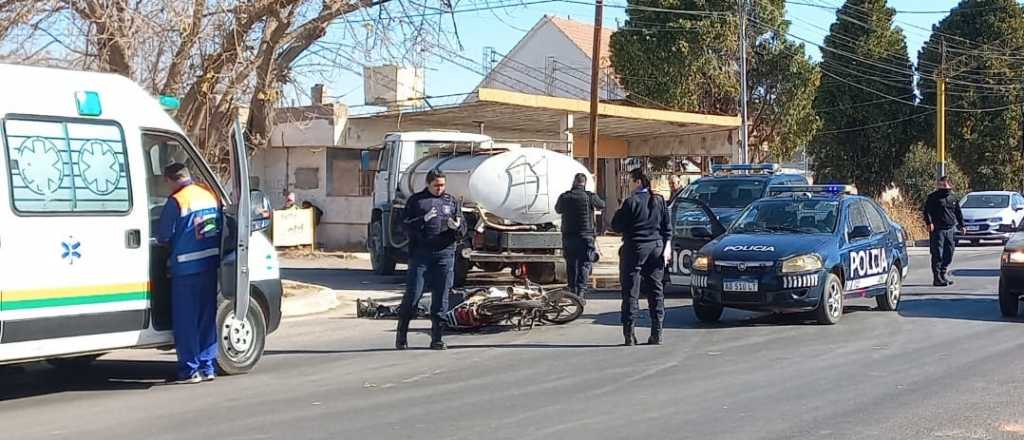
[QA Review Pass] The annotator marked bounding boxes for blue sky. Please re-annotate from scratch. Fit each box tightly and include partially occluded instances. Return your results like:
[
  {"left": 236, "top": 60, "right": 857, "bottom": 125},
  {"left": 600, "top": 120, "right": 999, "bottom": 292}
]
[{"left": 296, "top": 0, "right": 961, "bottom": 110}]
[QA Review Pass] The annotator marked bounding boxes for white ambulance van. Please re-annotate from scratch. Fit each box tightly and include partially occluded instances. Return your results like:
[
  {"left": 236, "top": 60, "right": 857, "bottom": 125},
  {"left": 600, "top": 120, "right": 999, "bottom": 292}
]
[{"left": 0, "top": 64, "right": 282, "bottom": 374}]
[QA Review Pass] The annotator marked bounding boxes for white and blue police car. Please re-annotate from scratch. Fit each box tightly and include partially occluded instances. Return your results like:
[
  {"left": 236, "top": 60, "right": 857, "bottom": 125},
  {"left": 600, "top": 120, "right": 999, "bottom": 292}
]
[{"left": 678, "top": 185, "right": 909, "bottom": 325}]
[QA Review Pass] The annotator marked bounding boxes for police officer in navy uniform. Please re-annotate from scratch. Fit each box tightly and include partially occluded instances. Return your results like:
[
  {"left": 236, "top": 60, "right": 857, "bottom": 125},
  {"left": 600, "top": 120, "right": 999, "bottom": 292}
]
[
  {"left": 396, "top": 170, "right": 467, "bottom": 350},
  {"left": 612, "top": 168, "right": 670, "bottom": 346},
  {"left": 555, "top": 173, "right": 605, "bottom": 301},
  {"left": 157, "top": 163, "right": 222, "bottom": 384},
  {"left": 923, "top": 176, "right": 965, "bottom": 286}
]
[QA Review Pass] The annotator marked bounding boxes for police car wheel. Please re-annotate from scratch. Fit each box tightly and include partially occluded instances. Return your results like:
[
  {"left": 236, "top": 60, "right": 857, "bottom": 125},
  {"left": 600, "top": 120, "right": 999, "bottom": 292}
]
[
  {"left": 876, "top": 266, "right": 902, "bottom": 311},
  {"left": 216, "top": 300, "right": 267, "bottom": 375},
  {"left": 693, "top": 302, "right": 723, "bottom": 323},
  {"left": 814, "top": 274, "right": 844, "bottom": 325},
  {"left": 999, "top": 277, "right": 1020, "bottom": 317}
]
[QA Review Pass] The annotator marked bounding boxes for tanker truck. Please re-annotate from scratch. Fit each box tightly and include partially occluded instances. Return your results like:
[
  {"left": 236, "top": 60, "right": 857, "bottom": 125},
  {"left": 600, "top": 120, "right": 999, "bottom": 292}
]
[{"left": 367, "top": 131, "right": 594, "bottom": 286}]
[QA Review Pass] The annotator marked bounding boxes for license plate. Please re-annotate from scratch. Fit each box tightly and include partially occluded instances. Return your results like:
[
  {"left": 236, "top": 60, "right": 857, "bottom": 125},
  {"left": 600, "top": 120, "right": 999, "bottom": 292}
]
[
  {"left": 966, "top": 225, "right": 981, "bottom": 231},
  {"left": 723, "top": 280, "right": 758, "bottom": 292}
]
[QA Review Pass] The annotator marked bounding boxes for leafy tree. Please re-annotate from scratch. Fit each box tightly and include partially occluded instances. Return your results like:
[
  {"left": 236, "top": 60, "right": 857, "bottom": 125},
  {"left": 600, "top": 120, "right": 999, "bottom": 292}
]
[
  {"left": 894, "top": 142, "right": 970, "bottom": 206},
  {"left": 917, "top": 0, "right": 1024, "bottom": 191},
  {"left": 609, "top": 0, "right": 820, "bottom": 162},
  {"left": 808, "top": 0, "right": 917, "bottom": 197}
]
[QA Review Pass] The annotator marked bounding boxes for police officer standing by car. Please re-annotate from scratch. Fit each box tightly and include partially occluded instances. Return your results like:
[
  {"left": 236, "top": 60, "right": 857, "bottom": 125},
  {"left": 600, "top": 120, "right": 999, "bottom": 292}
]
[
  {"left": 612, "top": 168, "right": 671, "bottom": 346},
  {"left": 157, "top": 163, "right": 222, "bottom": 384},
  {"left": 555, "top": 173, "right": 605, "bottom": 302},
  {"left": 395, "top": 170, "right": 467, "bottom": 350},
  {"left": 923, "top": 176, "right": 966, "bottom": 286}
]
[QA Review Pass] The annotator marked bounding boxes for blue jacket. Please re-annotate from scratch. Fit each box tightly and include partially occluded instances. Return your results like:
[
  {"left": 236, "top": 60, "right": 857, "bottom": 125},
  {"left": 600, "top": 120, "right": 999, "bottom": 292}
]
[
  {"left": 158, "top": 182, "right": 223, "bottom": 276},
  {"left": 611, "top": 188, "right": 670, "bottom": 245},
  {"left": 403, "top": 189, "right": 466, "bottom": 252}
]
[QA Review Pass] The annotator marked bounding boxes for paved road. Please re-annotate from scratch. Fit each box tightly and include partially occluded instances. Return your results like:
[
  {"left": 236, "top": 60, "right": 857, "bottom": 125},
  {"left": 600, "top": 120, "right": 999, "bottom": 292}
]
[{"left": 3, "top": 248, "right": 1023, "bottom": 440}]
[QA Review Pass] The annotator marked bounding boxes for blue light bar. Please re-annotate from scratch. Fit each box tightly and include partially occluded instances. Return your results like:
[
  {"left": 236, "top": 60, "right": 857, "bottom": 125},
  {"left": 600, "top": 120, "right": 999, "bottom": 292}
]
[
  {"left": 710, "top": 163, "right": 780, "bottom": 175},
  {"left": 768, "top": 184, "right": 858, "bottom": 196}
]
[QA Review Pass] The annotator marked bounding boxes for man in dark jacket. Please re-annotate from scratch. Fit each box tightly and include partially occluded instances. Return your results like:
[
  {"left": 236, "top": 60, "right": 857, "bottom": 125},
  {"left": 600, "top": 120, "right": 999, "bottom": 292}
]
[
  {"left": 395, "top": 170, "right": 467, "bottom": 350},
  {"left": 612, "top": 168, "right": 671, "bottom": 346},
  {"left": 922, "top": 176, "right": 965, "bottom": 286},
  {"left": 555, "top": 173, "right": 605, "bottom": 301}
]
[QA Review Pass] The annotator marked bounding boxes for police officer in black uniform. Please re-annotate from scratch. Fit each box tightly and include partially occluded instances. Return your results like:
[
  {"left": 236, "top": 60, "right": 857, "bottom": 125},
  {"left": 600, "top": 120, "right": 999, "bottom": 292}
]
[
  {"left": 922, "top": 176, "right": 965, "bottom": 286},
  {"left": 396, "top": 170, "right": 467, "bottom": 350},
  {"left": 611, "top": 168, "right": 670, "bottom": 346},
  {"left": 555, "top": 173, "right": 606, "bottom": 301}
]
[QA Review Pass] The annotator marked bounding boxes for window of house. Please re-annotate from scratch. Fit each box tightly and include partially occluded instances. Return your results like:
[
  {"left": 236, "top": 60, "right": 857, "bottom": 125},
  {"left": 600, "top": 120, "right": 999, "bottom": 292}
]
[
  {"left": 4, "top": 117, "right": 131, "bottom": 214},
  {"left": 326, "top": 149, "right": 380, "bottom": 197}
]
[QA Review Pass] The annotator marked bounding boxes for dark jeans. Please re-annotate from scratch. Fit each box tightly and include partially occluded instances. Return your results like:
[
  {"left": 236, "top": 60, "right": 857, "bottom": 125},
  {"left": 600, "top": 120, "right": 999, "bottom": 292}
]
[
  {"left": 399, "top": 248, "right": 455, "bottom": 323},
  {"left": 619, "top": 241, "right": 665, "bottom": 327},
  {"left": 930, "top": 228, "right": 957, "bottom": 278},
  {"left": 563, "top": 236, "right": 595, "bottom": 296}
]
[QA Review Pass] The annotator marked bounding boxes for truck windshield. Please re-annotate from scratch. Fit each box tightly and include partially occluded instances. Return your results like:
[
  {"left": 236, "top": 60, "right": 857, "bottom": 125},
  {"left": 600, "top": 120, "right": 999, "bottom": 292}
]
[
  {"left": 680, "top": 179, "right": 767, "bottom": 209},
  {"left": 731, "top": 199, "right": 839, "bottom": 234},
  {"left": 962, "top": 194, "right": 1009, "bottom": 209}
]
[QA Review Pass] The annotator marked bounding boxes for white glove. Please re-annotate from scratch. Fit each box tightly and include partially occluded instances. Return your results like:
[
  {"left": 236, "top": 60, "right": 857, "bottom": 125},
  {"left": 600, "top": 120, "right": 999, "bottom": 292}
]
[
  {"left": 423, "top": 207, "right": 438, "bottom": 222},
  {"left": 447, "top": 215, "right": 461, "bottom": 230}
]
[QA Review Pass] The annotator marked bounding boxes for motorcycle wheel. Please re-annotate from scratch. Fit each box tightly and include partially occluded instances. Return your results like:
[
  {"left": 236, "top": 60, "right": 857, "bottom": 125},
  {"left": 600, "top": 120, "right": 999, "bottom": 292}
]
[{"left": 540, "top": 290, "right": 585, "bottom": 324}]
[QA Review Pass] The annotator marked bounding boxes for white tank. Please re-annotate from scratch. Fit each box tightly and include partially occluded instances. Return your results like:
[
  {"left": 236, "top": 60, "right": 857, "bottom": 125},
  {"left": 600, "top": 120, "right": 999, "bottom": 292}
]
[{"left": 401, "top": 148, "right": 593, "bottom": 225}]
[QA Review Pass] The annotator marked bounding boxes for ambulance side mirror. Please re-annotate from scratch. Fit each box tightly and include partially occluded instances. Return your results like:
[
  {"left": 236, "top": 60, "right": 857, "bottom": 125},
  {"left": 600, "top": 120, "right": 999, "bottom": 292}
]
[
  {"left": 849, "top": 225, "right": 872, "bottom": 240},
  {"left": 250, "top": 190, "right": 272, "bottom": 232}
]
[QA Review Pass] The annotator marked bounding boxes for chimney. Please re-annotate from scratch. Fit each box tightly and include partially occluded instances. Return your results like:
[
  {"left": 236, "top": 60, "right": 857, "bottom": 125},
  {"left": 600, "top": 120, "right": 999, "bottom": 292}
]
[{"left": 311, "top": 84, "right": 328, "bottom": 106}]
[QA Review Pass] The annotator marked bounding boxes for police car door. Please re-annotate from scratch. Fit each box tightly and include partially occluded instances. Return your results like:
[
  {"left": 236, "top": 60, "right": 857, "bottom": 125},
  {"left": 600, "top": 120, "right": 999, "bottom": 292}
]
[
  {"left": 842, "top": 199, "right": 888, "bottom": 293},
  {"left": 669, "top": 198, "right": 726, "bottom": 286}
]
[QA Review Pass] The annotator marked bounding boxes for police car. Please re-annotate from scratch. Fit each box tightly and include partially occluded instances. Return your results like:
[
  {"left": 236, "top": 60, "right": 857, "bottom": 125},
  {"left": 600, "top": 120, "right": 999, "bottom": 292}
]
[
  {"left": 668, "top": 164, "right": 808, "bottom": 287},
  {"left": 677, "top": 185, "right": 909, "bottom": 325}
]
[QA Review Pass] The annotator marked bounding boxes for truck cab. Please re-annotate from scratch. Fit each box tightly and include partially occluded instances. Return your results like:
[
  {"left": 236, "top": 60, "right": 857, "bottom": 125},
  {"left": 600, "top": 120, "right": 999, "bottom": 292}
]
[{"left": 0, "top": 64, "right": 281, "bottom": 374}]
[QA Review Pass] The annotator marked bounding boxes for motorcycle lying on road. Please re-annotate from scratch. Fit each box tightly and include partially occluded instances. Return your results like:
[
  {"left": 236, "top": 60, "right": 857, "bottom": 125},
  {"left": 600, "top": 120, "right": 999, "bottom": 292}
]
[{"left": 441, "top": 282, "right": 585, "bottom": 331}]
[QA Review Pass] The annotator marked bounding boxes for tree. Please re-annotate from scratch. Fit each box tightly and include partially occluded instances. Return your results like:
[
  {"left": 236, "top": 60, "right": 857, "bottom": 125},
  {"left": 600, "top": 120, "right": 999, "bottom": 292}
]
[
  {"left": 807, "top": 0, "right": 917, "bottom": 197},
  {"left": 895, "top": 142, "right": 970, "bottom": 206},
  {"left": 917, "top": 0, "right": 1024, "bottom": 192},
  {"left": 0, "top": 0, "right": 451, "bottom": 172},
  {"left": 609, "top": 0, "right": 821, "bottom": 162}
]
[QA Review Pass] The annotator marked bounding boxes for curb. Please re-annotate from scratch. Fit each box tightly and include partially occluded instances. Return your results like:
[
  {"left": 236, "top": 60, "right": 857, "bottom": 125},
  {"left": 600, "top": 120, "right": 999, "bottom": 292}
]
[{"left": 281, "top": 285, "right": 340, "bottom": 318}]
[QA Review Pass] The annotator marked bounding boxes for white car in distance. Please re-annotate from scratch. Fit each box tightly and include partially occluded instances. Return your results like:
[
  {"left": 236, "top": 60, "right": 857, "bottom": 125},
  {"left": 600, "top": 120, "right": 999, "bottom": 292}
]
[{"left": 959, "top": 191, "right": 1024, "bottom": 245}]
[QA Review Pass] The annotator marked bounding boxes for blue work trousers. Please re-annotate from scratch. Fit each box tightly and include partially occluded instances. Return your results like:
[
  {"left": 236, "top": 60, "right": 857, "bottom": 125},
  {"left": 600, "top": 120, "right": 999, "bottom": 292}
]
[
  {"left": 171, "top": 270, "right": 219, "bottom": 379},
  {"left": 399, "top": 248, "right": 455, "bottom": 323},
  {"left": 619, "top": 241, "right": 666, "bottom": 327}
]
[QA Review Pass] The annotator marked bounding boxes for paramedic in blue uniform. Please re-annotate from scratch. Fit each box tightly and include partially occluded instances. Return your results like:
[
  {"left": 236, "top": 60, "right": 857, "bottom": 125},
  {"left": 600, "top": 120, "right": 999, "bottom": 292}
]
[
  {"left": 157, "top": 163, "right": 222, "bottom": 384},
  {"left": 395, "top": 170, "right": 466, "bottom": 350},
  {"left": 612, "top": 168, "right": 671, "bottom": 346}
]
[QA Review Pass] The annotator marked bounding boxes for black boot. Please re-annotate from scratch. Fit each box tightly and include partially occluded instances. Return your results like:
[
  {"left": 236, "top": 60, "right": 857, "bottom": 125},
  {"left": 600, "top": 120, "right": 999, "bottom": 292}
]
[
  {"left": 932, "top": 272, "right": 947, "bottom": 287},
  {"left": 429, "top": 320, "right": 447, "bottom": 350},
  {"left": 648, "top": 320, "right": 663, "bottom": 345},
  {"left": 623, "top": 324, "right": 638, "bottom": 346},
  {"left": 395, "top": 318, "right": 410, "bottom": 350},
  {"left": 940, "top": 271, "right": 954, "bottom": 286}
]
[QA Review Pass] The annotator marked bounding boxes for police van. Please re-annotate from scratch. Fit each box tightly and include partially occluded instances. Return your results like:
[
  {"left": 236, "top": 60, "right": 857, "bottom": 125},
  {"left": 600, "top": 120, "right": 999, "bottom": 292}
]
[
  {"left": 677, "top": 185, "right": 909, "bottom": 325},
  {"left": 668, "top": 164, "right": 808, "bottom": 287},
  {"left": 0, "top": 64, "right": 282, "bottom": 373}
]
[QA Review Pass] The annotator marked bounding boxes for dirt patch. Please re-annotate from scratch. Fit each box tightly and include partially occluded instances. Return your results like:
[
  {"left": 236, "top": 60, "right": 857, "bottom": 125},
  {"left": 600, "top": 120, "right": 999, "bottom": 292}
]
[
  {"left": 282, "top": 280, "right": 326, "bottom": 298},
  {"left": 278, "top": 247, "right": 358, "bottom": 261}
]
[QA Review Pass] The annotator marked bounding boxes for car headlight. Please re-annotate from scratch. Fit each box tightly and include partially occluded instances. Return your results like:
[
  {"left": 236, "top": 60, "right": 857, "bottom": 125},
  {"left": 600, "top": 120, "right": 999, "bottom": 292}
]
[
  {"left": 693, "top": 255, "right": 710, "bottom": 272},
  {"left": 1003, "top": 251, "right": 1024, "bottom": 265},
  {"left": 990, "top": 217, "right": 1004, "bottom": 224},
  {"left": 781, "top": 254, "right": 823, "bottom": 273}
]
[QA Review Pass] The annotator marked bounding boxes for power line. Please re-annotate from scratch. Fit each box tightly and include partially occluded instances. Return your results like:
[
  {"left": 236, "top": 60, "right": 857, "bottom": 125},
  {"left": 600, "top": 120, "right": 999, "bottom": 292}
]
[{"left": 816, "top": 110, "right": 934, "bottom": 135}]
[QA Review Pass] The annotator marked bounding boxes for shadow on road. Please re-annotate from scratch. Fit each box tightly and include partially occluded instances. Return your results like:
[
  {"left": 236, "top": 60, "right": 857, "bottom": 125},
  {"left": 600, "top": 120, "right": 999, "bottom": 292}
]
[
  {"left": 898, "top": 297, "right": 1022, "bottom": 323},
  {"left": 583, "top": 305, "right": 880, "bottom": 329},
  {"left": 0, "top": 359, "right": 176, "bottom": 401},
  {"left": 950, "top": 269, "right": 1001, "bottom": 278}
]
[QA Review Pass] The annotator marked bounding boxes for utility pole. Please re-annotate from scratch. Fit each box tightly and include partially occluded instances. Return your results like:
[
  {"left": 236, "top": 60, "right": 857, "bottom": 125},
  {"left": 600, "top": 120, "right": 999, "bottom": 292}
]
[
  {"left": 937, "top": 38, "right": 947, "bottom": 178},
  {"left": 588, "top": 0, "right": 604, "bottom": 183},
  {"left": 738, "top": 0, "right": 750, "bottom": 164}
]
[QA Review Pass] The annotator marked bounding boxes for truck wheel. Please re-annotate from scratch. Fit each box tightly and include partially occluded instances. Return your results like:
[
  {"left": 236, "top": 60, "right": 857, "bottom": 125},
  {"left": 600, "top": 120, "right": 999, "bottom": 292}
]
[
  {"left": 999, "top": 277, "right": 1020, "bottom": 317},
  {"left": 526, "top": 262, "right": 565, "bottom": 284},
  {"left": 217, "top": 299, "right": 267, "bottom": 375},
  {"left": 693, "top": 302, "right": 723, "bottom": 323},
  {"left": 815, "top": 274, "right": 844, "bottom": 325},
  {"left": 454, "top": 255, "right": 471, "bottom": 287},
  {"left": 369, "top": 221, "right": 396, "bottom": 275},
  {"left": 876, "top": 266, "right": 902, "bottom": 311},
  {"left": 477, "top": 262, "right": 504, "bottom": 272}
]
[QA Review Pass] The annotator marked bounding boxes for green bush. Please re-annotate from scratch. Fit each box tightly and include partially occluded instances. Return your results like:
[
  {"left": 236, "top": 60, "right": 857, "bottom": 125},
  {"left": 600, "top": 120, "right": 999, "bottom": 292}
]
[{"left": 894, "top": 142, "right": 970, "bottom": 206}]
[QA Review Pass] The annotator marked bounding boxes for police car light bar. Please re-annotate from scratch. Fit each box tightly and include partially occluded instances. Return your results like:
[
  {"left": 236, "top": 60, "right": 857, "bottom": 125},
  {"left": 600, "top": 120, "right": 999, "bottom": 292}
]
[
  {"left": 710, "top": 163, "right": 781, "bottom": 175},
  {"left": 768, "top": 185, "right": 858, "bottom": 196}
]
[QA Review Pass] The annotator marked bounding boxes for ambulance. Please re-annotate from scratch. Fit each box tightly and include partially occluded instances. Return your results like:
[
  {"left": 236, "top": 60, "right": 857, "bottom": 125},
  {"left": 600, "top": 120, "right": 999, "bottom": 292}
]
[{"left": 0, "top": 64, "right": 282, "bottom": 374}]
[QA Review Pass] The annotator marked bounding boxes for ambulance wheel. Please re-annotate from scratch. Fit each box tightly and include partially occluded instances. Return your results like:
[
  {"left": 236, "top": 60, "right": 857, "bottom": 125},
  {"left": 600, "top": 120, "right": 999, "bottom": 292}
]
[
  {"left": 369, "top": 221, "right": 396, "bottom": 275},
  {"left": 693, "top": 302, "right": 723, "bottom": 323},
  {"left": 999, "top": 278, "right": 1020, "bottom": 317},
  {"left": 217, "top": 299, "right": 267, "bottom": 375},
  {"left": 46, "top": 354, "right": 101, "bottom": 370},
  {"left": 815, "top": 274, "right": 844, "bottom": 325},
  {"left": 876, "top": 266, "right": 902, "bottom": 311}
]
